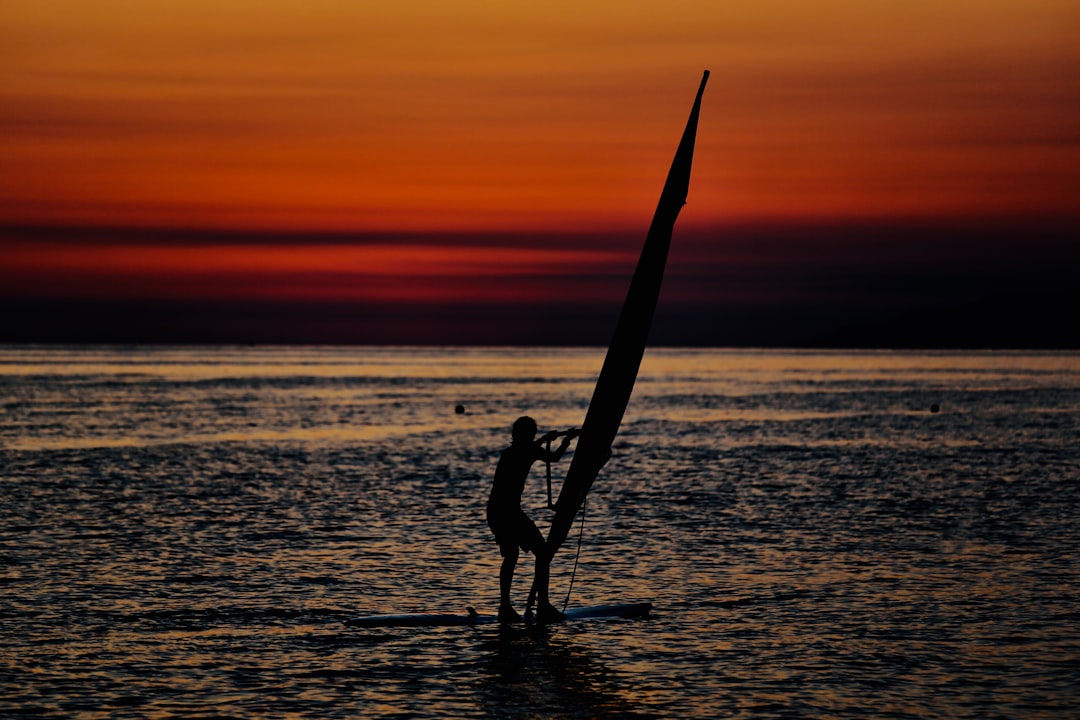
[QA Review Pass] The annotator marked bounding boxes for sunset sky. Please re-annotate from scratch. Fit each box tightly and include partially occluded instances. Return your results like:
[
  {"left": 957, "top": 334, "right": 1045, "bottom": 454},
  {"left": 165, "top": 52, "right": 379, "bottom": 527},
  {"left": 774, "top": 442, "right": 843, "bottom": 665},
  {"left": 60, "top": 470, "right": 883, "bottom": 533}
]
[{"left": 2, "top": 1, "right": 1077, "bottom": 346}]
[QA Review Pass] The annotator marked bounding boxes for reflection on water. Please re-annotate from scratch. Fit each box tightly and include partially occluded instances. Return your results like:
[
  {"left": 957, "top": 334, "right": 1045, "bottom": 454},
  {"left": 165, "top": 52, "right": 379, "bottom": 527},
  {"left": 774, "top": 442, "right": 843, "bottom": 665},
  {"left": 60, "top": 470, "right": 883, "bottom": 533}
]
[
  {"left": 1, "top": 346, "right": 1078, "bottom": 718},
  {"left": 476, "top": 626, "right": 658, "bottom": 720}
]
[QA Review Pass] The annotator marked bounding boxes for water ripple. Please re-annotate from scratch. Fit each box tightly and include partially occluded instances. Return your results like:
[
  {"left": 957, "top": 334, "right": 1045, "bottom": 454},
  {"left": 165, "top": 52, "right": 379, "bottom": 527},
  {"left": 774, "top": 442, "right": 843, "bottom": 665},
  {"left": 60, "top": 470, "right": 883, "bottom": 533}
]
[{"left": 2, "top": 347, "right": 1078, "bottom": 718}]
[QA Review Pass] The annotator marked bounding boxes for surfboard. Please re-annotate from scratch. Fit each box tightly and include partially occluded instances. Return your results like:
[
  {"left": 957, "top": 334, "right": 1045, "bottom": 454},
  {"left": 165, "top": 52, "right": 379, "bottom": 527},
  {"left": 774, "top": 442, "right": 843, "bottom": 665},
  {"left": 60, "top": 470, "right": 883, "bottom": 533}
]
[
  {"left": 345, "top": 602, "right": 652, "bottom": 628},
  {"left": 537, "top": 72, "right": 710, "bottom": 587}
]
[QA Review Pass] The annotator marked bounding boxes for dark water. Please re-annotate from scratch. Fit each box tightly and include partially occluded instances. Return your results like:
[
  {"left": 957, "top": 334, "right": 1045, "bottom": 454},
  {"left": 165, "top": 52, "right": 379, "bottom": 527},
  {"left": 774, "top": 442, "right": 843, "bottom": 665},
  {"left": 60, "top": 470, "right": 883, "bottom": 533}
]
[{"left": 2, "top": 346, "right": 1078, "bottom": 718}]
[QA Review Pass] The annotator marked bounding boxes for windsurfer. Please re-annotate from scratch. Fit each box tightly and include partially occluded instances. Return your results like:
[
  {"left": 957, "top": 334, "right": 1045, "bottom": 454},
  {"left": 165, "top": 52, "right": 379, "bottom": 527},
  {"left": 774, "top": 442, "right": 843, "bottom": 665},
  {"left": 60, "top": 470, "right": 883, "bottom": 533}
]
[{"left": 487, "top": 416, "right": 578, "bottom": 623}]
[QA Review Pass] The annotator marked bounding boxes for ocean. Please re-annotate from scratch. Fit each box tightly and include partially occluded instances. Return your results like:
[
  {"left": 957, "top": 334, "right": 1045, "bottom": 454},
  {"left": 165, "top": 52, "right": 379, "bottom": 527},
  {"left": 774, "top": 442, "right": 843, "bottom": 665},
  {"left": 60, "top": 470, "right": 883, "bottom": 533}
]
[{"left": 2, "top": 346, "right": 1078, "bottom": 719}]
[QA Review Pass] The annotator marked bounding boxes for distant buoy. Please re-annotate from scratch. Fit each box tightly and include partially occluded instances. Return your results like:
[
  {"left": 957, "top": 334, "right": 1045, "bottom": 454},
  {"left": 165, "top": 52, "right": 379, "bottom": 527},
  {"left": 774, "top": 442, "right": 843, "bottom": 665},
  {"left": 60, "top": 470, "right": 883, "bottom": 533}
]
[
  {"left": 930, "top": 404, "right": 940, "bottom": 413},
  {"left": 454, "top": 404, "right": 466, "bottom": 415}
]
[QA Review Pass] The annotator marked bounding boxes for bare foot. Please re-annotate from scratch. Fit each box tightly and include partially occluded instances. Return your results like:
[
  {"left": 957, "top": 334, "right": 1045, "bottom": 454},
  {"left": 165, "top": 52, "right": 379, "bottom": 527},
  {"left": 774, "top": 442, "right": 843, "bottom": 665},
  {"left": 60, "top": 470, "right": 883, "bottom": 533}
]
[
  {"left": 498, "top": 604, "right": 523, "bottom": 623},
  {"left": 536, "top": 602, "right": 566, "bottom": 625}
]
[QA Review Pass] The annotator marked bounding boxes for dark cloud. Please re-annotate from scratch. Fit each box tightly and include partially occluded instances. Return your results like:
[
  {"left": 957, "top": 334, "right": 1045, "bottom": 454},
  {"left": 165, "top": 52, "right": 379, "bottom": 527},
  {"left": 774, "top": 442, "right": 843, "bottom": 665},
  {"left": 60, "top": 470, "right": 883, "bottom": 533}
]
[{"left": 1, "top": 219, "right": 1076, "bottom": 348}]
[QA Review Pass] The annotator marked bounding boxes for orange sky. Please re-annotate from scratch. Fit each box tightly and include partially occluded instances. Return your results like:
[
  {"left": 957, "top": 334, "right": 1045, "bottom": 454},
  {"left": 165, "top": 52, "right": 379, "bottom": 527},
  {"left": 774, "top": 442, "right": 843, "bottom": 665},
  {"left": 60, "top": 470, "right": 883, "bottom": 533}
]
[
  {"left": 1, "top": 1, "right": 1078, "bottom": 346},
  {"left": 3, "top": 0, "right": 1077, "bottom": 232}
]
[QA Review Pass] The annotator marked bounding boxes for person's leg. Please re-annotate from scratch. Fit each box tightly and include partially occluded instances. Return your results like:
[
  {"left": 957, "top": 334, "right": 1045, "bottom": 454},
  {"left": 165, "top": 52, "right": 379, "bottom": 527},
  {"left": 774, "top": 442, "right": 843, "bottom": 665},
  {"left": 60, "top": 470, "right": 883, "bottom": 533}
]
[
  {"left": 499, "top": 544, "right": 519, "bottom": 605},
  {"left": 499, "top": 544, "right": 521, "bottom": 621},
  {"left": 520, "top": 522, "right": 566, "bottom": 623},
  {"left": 532, "top": 547, "right": 565, "bottom": 623}
]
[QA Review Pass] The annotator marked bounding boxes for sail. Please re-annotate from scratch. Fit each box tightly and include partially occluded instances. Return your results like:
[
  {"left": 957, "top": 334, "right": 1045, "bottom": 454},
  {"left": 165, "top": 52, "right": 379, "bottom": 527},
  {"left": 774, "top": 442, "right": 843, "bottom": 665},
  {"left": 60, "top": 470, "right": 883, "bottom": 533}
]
[{"left": 547, "top": 70, "right": 709, "bottom": 554}]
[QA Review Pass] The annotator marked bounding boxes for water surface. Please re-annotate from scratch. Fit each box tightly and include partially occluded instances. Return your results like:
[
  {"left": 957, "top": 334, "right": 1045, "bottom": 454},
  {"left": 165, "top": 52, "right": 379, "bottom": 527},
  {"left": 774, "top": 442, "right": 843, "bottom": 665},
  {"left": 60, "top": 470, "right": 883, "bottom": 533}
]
[{"left": 2, "top": 347, "right": 1078, "bottom": 718}]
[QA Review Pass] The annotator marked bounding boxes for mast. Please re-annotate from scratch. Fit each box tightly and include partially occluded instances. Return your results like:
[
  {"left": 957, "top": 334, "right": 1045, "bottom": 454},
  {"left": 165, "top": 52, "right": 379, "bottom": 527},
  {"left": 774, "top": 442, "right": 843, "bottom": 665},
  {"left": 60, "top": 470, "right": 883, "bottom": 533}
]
[{"left": 537, "top": 71, "right": 709, "bottom": 602}]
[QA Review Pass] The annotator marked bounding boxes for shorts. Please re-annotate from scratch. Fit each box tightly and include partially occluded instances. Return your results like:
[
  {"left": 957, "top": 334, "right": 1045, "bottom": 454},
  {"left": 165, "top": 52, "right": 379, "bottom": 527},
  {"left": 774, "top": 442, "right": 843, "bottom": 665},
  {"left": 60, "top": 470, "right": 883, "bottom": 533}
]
[{"left": 486, "top": 504, "right": 546, "bottom": 557}]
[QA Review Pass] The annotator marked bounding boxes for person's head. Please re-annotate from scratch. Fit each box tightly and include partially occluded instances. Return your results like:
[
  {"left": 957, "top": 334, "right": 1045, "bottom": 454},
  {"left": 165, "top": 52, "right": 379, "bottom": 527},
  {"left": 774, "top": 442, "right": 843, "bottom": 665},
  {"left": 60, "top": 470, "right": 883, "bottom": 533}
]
[{"left": 511, "top": 416, "right": 537, "bottom": 443}]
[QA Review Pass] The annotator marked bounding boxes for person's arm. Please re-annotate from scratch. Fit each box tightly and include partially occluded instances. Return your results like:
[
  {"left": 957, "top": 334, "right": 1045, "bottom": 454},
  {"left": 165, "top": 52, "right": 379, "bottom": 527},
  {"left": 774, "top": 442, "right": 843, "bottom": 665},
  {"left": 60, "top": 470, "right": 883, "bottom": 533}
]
[{"left": 535, "top": 429, "right": 577, "bottom": 462}]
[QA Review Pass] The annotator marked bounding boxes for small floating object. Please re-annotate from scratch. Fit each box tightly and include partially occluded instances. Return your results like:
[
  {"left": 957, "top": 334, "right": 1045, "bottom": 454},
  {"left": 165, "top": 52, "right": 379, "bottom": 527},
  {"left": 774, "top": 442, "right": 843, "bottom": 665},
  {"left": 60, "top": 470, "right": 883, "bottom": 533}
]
[
  {"left": 454, "top": 404, "right": 466, "bottom": 415},
  {"left": 930, "top": 403, "right": 940, "bottom": 413}
]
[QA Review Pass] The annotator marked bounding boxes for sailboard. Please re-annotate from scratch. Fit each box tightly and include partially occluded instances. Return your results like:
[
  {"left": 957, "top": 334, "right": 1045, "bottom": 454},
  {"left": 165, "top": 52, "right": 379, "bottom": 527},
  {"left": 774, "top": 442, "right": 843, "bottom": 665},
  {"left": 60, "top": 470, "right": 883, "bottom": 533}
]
[
  {"left": 344, "top": 72, "right": 707, "bottom": 629},
  {"left": 345, "top": 602, "right": 652, "bottom": 629}
]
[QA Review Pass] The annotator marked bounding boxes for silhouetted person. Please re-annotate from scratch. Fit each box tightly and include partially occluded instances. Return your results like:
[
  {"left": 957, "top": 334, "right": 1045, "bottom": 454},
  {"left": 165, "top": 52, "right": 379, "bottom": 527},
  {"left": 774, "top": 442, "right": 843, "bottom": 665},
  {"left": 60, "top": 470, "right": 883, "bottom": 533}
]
[{"left": 487, "top": 416, "right": 578, "bottom": 623}]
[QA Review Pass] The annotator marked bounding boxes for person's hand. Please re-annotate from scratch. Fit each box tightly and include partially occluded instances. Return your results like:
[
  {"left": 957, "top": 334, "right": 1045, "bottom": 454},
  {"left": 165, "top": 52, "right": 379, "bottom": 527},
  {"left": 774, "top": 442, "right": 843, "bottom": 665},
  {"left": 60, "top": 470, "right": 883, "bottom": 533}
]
[
  {"left": 540, "top": 430, "right": 560, "bottom": 443},
  {"left": 565, "top": 428, "right": 580, "bottom": 440}
]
